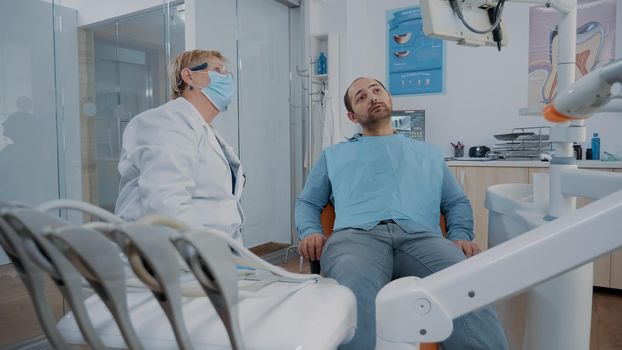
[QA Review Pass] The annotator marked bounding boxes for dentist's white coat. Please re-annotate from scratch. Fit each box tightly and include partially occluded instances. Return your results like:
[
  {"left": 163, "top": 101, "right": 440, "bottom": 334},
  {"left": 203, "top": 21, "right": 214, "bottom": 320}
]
[{"left": 115, "top": 97, "right": 245, "bottom": 243}]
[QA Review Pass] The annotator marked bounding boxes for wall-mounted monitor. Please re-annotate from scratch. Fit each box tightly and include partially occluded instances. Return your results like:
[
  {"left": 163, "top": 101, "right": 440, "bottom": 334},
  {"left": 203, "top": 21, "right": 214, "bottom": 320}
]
[{"left": 391, "top": 109, "right": 425, "bottom": 141}]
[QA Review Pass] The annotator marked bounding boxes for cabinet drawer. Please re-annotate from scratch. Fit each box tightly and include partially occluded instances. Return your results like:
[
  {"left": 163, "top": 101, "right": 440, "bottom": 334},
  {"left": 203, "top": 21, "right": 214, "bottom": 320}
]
[{"left": 455, "top": 166, "right": 528, "bottom": 250}]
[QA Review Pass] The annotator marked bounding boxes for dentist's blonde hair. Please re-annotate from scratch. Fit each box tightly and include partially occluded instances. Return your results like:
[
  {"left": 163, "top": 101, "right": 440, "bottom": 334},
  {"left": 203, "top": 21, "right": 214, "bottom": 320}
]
[{"left": 169, "top": 49, "right": 226, "bottom": 99}]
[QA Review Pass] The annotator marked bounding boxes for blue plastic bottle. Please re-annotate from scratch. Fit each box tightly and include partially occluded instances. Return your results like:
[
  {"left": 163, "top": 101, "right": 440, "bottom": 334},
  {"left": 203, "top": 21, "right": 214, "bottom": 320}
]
[
  {"left": 317, "top": 52, "right": 327, "bottom": 75},
  {"left": 591, "top": 132, "right": 600, "bottom": 160}
]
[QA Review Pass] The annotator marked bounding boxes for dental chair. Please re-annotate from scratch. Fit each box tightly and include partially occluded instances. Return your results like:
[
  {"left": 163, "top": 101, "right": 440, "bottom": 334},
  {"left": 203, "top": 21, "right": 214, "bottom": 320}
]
[
  {"left": 311, "top": 204, "right": 449, "bottom": 273},
  {"left": 4, "top": 200, "right": 357, "bottom": 350},
  {"left": 311, "top": 203, "right": 444, "bottom": 350}
]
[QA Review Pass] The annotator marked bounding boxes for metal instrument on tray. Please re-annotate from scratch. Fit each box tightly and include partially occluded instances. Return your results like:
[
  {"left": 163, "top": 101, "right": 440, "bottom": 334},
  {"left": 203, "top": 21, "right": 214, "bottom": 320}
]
[{"left": 490, "top": 127, "right": 551, "bottom": 160}]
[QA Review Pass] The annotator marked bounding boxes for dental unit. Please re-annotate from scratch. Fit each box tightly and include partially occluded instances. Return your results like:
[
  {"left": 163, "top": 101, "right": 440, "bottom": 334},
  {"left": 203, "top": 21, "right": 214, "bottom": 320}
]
[
  {"left": 45, "top": 225, "right": 145, "bottom": 350},
  {"left": 2, "top": 199, "right": 356, "bottom": 349},
  {"left": 0, "top": 204, "right": 107, "bottom": 350},
  {"left": 374, "top": 1, "right": 622, "bottom": 349}
]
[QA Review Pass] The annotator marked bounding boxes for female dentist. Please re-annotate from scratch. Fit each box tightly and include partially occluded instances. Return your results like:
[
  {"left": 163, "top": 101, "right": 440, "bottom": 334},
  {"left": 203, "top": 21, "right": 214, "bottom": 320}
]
[{"left": 115, "top": 49, "right": 245, "bottom": 244}]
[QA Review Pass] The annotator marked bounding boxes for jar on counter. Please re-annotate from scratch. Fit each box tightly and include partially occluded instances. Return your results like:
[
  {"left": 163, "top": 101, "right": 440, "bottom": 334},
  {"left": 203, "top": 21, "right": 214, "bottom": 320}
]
[{"left": 573, "top": 144, "right": 582, "bottom": 160}]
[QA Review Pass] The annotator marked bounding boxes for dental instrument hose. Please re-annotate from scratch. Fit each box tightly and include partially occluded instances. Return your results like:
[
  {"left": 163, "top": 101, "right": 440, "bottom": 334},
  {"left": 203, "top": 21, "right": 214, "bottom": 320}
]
[{"left": 449, "top": 0, "right": 506, "bottom": 36}]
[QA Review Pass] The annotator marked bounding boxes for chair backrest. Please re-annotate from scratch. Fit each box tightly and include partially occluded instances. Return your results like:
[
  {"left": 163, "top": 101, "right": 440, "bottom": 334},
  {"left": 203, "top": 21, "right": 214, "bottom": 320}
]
[{"left": 320, "top": 203, "right": 336, "bottom": 237}]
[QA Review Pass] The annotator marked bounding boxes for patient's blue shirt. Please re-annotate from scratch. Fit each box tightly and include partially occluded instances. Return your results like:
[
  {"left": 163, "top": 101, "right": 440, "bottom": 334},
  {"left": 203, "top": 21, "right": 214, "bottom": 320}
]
[{"left": 295, "top": 133, "right": 473, "bottom": 241}]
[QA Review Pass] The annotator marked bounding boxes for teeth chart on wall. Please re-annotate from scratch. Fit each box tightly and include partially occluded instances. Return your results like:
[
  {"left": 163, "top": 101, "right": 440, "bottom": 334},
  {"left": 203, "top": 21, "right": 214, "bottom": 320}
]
[
  {"left": 387, "top": 7, "right": 444, "bottom": 95},
  {"left": 527, "top": 0, "right": 617, "bottom": 106}
]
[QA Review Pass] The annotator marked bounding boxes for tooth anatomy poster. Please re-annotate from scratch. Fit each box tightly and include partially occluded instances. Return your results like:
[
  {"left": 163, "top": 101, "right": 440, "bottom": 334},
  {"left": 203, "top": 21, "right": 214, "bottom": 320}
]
[
  {"left": 528, "top": 0, "right": 616, "bottom": 106},
  {"left": 387, "top": 7, "right": 444, "bottom": 95}
]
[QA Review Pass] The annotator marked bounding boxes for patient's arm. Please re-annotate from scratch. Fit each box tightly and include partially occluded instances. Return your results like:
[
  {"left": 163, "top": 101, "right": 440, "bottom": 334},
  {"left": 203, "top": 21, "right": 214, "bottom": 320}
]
[
  {"left": 298, "top": 233, "right": 327, "bottom": 260},
  {"left": 451, "top": 240, "right": 481, "bottom": 257},
  {"left": 439, "top": 164, "right": 474, "bottom": 242},
  {"left": 295, "top": 152, "right": 332, "bottom": 241},
  {"left": 295, "top": 153, "right": 333, "bottom": 261}
]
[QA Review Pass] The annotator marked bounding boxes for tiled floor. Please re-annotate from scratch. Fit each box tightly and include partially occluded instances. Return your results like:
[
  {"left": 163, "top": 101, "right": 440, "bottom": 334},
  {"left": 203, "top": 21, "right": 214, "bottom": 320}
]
[
  {"left": 591, "top": 288, "right": 622, "bottom": 350},
  {"left": 279, "top": 257, "right": 622, "bottom": 350},
  {"left": 1, "top": 255, "right": 619, "bottom": 349}
]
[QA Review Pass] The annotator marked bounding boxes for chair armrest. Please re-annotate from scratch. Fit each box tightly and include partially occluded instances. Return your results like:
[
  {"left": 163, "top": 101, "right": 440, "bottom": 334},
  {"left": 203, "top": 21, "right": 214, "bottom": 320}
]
[{"left": 310, "top": 260, "right": 321, "bottom": 274}]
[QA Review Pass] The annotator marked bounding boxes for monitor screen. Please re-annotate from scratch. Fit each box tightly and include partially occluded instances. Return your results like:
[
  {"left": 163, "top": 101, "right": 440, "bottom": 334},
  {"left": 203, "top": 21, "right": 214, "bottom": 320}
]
[{"left": 391, "top": 110, "right": 425, "bottom": 141}]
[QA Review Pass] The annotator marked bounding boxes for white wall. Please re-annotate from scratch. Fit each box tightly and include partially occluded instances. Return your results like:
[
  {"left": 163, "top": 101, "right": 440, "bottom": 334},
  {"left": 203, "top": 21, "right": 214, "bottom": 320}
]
[
  {"left": 311, "top": 0, "right": 622, "bottom": 157},
  {"left": 185, "top": 0, "right": 240, "bottom": 152},
  {"left": 310, "top": 0, "right": 358, "bottom": 138}
]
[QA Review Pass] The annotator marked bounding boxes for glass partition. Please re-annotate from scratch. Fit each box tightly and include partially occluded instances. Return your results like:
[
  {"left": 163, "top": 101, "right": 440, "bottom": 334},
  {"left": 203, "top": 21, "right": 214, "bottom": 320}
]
[
  {"left": 0, "top": 1, "right": 184, "bottom": 346},
  {"left": 0, "top": 1, "right": 78, "bottom": 345},
  {"left": 80, "top": 4, "right": 185, "bottom": 212},
  {"left": 0, "top": 0, "right": 71, "bottom": 265}
]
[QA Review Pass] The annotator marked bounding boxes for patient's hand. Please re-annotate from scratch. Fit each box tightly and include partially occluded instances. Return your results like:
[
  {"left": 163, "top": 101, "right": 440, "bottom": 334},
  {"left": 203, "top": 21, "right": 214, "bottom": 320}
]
[
  {"left": 298, "top": 233, "right": 326, "bottom": 261},
  {"left": 452, "top": 240, "right": 481, "bottom": 258}
]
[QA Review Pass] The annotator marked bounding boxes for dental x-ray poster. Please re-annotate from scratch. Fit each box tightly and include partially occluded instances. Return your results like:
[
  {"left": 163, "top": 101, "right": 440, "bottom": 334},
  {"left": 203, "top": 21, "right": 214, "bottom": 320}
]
[
  {"left": 387, "top": 7, "right": 444, "bottom": 95},
  {"left": 528, "top": 0, "right": 616, "bottom": 106}
]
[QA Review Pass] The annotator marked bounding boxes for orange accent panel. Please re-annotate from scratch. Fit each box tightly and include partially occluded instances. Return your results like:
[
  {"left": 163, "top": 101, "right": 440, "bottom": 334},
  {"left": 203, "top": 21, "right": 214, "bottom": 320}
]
[
  {"left": 543, "top": 104, "right": 574, "bottom": 123},
  {"left": 320, "top": 203, "right": 336, "bottom": 237},
  {"left": 421, "top": 344, "right": 439, "bottom": 350},
  {"left": 542, "top": 103, "right": 589, "bottom": 123}
]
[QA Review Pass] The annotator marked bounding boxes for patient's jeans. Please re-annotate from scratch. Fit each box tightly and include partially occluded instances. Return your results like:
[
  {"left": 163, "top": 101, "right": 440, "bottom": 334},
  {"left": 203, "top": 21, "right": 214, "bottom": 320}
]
[{"left": 321, "top": 223, "right": 509, "bottom": 350}]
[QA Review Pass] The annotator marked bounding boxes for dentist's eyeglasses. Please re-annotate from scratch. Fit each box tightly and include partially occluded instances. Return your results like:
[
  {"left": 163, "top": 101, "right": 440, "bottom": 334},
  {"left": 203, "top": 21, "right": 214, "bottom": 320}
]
[
  {"left": 188, "top": 62, "right": 209, "bottom": 71},
  {"left": 177, "top": 62, "right": 209, "bottom": 87}
]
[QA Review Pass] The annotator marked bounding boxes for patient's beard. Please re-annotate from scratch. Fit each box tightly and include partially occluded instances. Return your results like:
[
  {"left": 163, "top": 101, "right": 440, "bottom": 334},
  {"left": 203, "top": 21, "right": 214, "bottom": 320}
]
[{"left": 360, "top": 102, "right": 391, "bottom": 130}]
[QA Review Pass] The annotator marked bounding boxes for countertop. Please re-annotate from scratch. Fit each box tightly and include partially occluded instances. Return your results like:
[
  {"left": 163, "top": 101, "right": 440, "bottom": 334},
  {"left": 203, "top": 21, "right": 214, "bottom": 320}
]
[{"left": 446, "top": 160, "right": 622, "bottom": 169}]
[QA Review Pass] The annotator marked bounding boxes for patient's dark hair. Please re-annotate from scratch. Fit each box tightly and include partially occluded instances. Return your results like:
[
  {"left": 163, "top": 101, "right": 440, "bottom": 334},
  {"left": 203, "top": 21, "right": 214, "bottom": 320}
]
[{"left": 343, "top": 77, "right": 388, "bottom": 113}]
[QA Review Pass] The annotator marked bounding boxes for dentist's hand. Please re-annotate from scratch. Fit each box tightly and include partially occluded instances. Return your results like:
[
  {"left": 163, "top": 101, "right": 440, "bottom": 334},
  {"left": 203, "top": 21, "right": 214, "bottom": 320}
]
[
  {"left": 298, "top": 233, "right": 326, "bottom": 261},
  {"left": 452, "top": 240, "right": 481, "bottom": 258}
]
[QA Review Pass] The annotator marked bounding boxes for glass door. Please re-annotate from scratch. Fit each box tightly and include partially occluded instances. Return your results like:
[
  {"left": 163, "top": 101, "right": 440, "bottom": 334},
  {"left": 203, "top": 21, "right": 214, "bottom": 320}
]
[
  {"left": 0, "top": 0, "right": 67, "bottom": 267},
  {"left": 79, "top": 4, "right": 185, "bottom": 212},
  {"left": 0, "top": 1, "right": 78, "bottom": 345}
]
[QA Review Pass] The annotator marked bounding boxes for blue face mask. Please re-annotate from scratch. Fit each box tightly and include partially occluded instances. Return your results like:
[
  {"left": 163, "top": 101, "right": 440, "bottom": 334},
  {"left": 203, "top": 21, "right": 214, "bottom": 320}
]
[{"left": 201, "top": 71, "right": 235, "bottom": 112}]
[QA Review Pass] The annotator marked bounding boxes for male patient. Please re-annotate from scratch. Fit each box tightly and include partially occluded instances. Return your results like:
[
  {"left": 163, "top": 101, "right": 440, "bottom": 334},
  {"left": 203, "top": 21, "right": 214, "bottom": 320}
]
[{"left": 295, "top": 77, "right": 509, "bottom": 350}]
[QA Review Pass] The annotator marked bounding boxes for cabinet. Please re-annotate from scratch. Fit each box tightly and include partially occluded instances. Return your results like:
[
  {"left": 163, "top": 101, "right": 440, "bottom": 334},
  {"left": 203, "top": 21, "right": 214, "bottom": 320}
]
[
  {"left": 528, "top": 167, "right": 613, "bottom": 288},
  {"left": 449, "top": 163, "right": 622, "bottom": 290},
  {"left": 449, "top": 166, "right": 457, "bottom": 178},
  {"left": 613, "top": 169, "right": 622, "bottom": 289},
  {"left": 453, "top": 166, "right": 528, "bottom": 250}
]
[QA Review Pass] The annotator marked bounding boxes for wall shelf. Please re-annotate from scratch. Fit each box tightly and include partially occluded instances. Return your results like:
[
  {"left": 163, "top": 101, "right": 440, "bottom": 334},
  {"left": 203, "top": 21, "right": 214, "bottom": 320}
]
[
  {"left": 303, "top": 32, "right": 340, "bottom": 171},
  {"left": 312, "top": 74, "right": 328, "bottom": 79}
]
